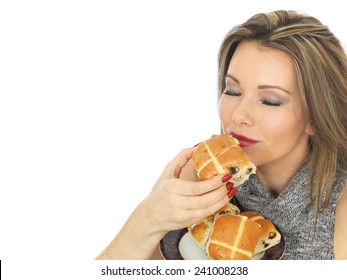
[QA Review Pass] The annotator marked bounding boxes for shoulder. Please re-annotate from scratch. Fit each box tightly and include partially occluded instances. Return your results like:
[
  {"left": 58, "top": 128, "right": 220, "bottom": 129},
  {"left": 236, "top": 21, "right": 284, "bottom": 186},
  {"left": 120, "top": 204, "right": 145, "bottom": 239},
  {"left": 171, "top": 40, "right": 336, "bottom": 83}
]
[{"left": 334, "top": 182, "right": 347, "bottom": 259}]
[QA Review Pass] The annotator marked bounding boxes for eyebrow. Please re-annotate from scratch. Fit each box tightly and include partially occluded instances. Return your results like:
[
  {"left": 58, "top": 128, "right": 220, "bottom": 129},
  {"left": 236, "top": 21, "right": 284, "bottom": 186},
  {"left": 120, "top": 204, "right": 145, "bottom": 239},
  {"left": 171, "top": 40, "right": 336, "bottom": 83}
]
[{"left": 225, "top": 74, "right": 291, "bottom": 95}]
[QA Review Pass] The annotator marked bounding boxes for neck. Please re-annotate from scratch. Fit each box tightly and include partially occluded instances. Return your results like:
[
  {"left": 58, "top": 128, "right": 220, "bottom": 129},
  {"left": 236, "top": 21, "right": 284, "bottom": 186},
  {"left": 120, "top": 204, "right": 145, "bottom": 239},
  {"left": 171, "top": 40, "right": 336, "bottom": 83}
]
[{"left": 256, "top": 153, "right": 311, "bottom": 196}]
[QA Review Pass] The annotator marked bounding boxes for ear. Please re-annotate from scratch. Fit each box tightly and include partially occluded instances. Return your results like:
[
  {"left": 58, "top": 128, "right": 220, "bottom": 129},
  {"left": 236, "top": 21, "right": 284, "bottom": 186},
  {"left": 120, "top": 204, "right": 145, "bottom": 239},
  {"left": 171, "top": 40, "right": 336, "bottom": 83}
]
[{"left": 305, "top": 123, "right": 314, "bottom": 136}]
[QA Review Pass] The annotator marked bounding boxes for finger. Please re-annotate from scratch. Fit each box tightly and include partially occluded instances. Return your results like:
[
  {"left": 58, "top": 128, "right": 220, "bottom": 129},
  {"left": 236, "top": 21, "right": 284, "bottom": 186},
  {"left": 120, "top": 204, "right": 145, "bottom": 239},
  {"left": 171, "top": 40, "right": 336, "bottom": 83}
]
[
  {"left": 185, "top": 195, "right": 231, "bottom": 224},
  {"left": 163, "top": 190, "right": 230, "bottom": 229},
  {"left": 184, "top": 184, "right": 229, "bottom": 210},
  {"left": 163, "top": 147, "right": 195, "bottom": 178},
  {"left": 172, "top": 174, "right": 227, "bottom": 196},
  {"left": 167, "top": 179, "right": 228, "bottom": 210}
]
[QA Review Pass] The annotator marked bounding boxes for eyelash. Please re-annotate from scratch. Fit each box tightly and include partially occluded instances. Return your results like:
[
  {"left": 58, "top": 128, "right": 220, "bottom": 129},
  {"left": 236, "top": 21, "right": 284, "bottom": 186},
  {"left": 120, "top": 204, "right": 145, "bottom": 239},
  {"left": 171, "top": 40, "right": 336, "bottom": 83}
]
[
  {"left": 223, "top": 90, "right": 282, "bottom": 107},
  {"left": 261, "top": 99, "right": 282, "bottom": 106},
  {"left": 223, "top": 90, "right": 241, "bottom": 97}
]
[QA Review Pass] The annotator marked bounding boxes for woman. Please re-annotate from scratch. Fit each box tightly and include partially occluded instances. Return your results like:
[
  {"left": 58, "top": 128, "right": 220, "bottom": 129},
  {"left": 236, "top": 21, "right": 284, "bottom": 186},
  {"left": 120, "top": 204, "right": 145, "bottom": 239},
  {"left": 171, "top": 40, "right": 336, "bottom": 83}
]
[{"left": 97, "top": 10, "right": 347, "bottom": 260}]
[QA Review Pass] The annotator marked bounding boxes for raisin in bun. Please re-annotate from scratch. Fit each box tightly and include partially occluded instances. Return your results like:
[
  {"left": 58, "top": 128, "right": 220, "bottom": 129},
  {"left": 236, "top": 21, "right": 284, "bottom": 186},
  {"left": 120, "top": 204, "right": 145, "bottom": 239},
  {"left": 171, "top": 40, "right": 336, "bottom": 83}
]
[
  {"left": 191, "top": 134, "right": 256, "bottom": 186},
  {"left": 214, "top": 202, "right": 241, "bottom": 218},
  {"left": 207, "top": 214, "right": 262, "bottom": 260},
  {"left": 188, "top": 134, "right": 256, "bottom": 254},
  {"left": 240, "top": 211, "right": 281, "bottom": 254}
]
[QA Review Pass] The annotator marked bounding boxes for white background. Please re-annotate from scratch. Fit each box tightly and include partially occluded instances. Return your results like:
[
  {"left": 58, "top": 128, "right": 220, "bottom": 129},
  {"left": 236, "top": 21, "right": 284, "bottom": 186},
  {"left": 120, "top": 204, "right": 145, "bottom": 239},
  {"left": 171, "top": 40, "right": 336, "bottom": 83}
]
[{"left": 1, "top": 0, "right": 346, "bottom": 278}]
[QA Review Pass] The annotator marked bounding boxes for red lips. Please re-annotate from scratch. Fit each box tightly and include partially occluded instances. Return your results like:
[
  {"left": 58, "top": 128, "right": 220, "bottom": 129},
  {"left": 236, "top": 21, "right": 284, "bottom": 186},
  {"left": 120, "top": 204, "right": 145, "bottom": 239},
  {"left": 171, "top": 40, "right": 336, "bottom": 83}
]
[{"left": 231, "top": 132, "right": 259, "bottom": 148}]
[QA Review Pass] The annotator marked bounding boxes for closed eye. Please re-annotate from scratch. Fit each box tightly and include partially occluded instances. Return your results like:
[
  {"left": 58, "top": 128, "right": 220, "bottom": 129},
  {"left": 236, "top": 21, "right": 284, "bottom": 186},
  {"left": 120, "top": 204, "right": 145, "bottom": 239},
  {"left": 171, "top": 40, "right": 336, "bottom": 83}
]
[
  {"left": 261, "top": 99, "right": 282, "bottom": 106},
  {"left": 223, "top": 90, "right": 241, "bottom": 97},
  {"left": 223, "top": 88, "right": 283, "bottom": 106}
]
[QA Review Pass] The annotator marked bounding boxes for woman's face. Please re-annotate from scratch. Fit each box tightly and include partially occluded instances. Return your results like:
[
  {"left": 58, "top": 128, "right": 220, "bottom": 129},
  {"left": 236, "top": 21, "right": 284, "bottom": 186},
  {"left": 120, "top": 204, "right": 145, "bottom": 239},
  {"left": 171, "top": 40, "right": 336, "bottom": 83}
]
[{"left": 219, "top": 41, "right": 312, "bottom": 170}]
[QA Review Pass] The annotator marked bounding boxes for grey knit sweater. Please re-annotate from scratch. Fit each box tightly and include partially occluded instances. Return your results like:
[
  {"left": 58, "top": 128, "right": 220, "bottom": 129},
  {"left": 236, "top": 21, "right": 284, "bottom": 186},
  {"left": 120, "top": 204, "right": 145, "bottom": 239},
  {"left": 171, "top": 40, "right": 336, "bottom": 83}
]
[{"left": 234, "top": 164, "right": 347, "bottom": 260}]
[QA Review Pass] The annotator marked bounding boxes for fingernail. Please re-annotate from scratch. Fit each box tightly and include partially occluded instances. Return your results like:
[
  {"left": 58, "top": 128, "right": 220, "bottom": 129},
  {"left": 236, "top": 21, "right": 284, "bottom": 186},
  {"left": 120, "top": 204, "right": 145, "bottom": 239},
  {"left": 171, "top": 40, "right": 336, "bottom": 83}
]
[
  {"left": 222, "top": 173, "right": 232, "bottom": 183},
  {"left": 228, "top": 187, "right": 237, "bottom": 198},
  {"left": 226, "top": 181, "right": 234, "bottom": 190}
]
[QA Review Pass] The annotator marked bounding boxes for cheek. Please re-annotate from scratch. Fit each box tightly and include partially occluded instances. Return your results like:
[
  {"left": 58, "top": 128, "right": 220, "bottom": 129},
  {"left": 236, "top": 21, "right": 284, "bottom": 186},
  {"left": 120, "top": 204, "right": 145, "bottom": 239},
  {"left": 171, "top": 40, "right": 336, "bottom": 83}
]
[
  {"left": 262, "top": 114, "right": 306, "bottom": 145},
  {"left": 218, "top": 97, "right": 233, "bottom": 125}
]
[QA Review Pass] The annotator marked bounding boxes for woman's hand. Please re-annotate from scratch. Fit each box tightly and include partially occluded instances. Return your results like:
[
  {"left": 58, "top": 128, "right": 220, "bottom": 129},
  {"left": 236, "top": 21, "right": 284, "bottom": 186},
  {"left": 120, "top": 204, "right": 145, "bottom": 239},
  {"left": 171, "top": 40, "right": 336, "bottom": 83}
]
[
  {"left": 141, "top": 146, "right": 231, "bottom": 235},
  {"left": 96, "top": 146, "right": 230, "bottom": 260}
]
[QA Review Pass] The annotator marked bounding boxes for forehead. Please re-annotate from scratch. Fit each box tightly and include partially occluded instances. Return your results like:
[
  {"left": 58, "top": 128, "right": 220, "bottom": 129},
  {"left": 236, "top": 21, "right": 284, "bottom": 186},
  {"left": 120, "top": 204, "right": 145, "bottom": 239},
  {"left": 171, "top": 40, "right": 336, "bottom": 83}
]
[{"left": 227, "top": 41, "right": 298, "bottom": 89}]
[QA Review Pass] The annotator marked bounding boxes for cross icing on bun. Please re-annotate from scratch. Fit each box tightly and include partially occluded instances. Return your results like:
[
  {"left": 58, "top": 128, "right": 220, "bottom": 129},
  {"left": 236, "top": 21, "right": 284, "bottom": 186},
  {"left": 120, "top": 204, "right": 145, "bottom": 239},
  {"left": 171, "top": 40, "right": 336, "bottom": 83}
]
[
  {"left": 191, "top": 134, "right": 256, "bottom": 186},
  {"left": 240, "top": 211, "right": 282, "bottom": 254},
  {"left": 186, "top": 134, "right": 281, "bottom": 260},
  {"left": 207, "top": 214, "right": 262, "bottom": 260}
]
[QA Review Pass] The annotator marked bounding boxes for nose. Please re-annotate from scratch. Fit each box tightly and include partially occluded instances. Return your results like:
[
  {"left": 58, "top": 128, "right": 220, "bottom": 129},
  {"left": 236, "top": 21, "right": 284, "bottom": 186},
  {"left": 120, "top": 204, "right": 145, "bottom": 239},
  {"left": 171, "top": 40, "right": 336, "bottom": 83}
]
[{"left": 232, "top": 97, "right": 254, "bottom": 127}]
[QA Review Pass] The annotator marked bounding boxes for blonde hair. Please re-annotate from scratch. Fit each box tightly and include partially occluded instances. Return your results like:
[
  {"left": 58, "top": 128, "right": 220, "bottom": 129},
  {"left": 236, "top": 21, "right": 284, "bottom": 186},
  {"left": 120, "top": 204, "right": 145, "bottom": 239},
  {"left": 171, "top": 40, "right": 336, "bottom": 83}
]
[{"left": 218, "top": 10, "right": 347, "bottom": 216}]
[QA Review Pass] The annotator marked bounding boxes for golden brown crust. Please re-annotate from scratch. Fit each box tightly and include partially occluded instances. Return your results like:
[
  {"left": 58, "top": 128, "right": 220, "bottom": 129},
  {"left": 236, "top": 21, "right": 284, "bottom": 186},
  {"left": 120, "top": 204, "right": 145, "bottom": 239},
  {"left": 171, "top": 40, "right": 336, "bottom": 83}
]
[
  {"left": 188, "top": 203, "right": 240, "bottom": 248},
  {"left": 240, "top": 211, "right": 281, "bottom": 254},
  {"left": 187, "top": 134, "right": 277, "bottom": 260},
  {"left": 187, "top": 216, "right": 214, "bottom": 249},
  {"left": 191, "top": 134, "right": 256, "bottom": 185},
  {"left": 207, "top": 214, "right": 262, "bottom": 260}
]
